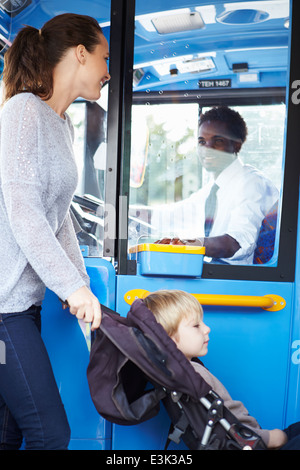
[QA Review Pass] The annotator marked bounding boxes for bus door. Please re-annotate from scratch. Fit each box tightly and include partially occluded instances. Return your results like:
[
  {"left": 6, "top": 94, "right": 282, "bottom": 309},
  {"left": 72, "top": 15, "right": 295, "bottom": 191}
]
[{"left": 108, "top": 0, "right": 300, "bottom": 449}]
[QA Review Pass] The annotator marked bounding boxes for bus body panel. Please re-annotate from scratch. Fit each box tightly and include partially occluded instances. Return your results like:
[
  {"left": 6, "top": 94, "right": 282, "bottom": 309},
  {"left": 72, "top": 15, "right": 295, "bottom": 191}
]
[
  {"left": 41, "top": 258, "right": 116, "bottom": 450},
  {"left": 109, "top": 273, "right": 294, "bottom": 449}
]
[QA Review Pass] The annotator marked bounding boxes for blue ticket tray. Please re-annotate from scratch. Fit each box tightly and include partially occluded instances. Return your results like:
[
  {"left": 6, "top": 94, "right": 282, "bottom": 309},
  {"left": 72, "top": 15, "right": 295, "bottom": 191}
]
[{"left": 129, "top": 243, "right": 205, "bottom": 277}]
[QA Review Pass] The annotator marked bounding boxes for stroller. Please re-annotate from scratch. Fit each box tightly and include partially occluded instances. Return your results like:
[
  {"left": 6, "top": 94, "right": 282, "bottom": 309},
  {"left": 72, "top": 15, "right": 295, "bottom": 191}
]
[{"left": 87, "top": 299, "right": 266, "bottom": 450}]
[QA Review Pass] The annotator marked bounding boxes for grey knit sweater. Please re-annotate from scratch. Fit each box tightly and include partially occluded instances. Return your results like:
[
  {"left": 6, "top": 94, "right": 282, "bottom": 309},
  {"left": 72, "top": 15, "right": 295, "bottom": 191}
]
[{"left": 0, "top": 93, "right": 89, "bottom": 313}]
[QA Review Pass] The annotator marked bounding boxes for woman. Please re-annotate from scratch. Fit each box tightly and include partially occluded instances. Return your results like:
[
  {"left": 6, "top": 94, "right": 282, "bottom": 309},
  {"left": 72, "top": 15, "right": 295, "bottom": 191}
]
[{"left": 0, "top": 13, "right": 110, "bottom": 450}]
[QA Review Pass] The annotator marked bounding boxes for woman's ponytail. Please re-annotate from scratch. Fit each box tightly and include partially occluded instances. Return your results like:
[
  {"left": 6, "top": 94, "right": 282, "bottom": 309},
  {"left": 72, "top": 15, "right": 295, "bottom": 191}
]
[{"left": 2, "top": 25, "right": 51, "bottom": 102}]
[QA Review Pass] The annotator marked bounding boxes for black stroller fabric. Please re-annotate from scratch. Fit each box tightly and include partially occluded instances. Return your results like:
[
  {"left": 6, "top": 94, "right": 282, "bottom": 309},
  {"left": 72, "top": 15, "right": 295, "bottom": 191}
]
[{"left": 87, "top": 299, "right": 266, "bottom": 450}]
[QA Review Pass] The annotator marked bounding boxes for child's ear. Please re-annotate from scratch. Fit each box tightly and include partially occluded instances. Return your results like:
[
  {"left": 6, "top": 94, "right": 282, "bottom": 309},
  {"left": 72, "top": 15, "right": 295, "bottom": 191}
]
[{"left": 170, "top": 331, "right": 179, "bottom": 345}]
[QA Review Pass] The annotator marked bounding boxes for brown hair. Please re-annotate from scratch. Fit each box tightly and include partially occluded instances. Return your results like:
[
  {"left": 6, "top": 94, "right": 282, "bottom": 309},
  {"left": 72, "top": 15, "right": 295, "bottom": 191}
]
[
  {"left": 2, "top": 13, "right": 103, "bottom": 102},
  {"left": 143, "top": 290, "right": 203, "bottom": 337}
]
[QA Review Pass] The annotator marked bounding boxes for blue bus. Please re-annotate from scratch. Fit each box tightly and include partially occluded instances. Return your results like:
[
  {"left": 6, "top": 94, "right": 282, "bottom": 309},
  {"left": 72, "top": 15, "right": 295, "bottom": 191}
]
[{"left": 1, "top": 0, "right": 299, "bottom": 450}]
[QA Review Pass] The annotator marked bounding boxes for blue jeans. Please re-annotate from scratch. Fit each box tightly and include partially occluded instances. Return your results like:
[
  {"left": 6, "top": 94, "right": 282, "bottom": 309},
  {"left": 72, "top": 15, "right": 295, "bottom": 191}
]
[
  {"left": 280, "top": 422, "right": 300, "bottom": 450},
  {"left": 0, "top": 306, "right": 70, "bottom": 450}
]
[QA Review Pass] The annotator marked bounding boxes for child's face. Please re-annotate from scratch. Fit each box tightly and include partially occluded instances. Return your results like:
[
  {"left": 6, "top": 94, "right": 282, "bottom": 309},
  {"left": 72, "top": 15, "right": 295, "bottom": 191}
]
[{"left": 171, "top": 313, "right": 210, "bottom": 360}]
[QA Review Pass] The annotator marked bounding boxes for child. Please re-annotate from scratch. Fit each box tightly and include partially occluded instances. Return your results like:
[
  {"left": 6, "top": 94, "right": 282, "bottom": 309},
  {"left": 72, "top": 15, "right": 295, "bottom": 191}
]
[{"left": 143, "top": 289, "right": 300, "bottom": 450}]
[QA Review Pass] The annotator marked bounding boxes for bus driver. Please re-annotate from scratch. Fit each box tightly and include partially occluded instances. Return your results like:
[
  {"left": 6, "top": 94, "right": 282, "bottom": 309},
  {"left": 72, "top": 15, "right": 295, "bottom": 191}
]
[{"left": 155, "top": 106, "right": 279, "bottom": 265}]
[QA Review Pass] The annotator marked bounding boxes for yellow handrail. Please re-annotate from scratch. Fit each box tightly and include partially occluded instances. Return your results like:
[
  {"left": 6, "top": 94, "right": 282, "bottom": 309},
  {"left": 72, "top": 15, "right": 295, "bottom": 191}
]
[{"left": 124, "top": 289, "right": 286, "bottom": 312}]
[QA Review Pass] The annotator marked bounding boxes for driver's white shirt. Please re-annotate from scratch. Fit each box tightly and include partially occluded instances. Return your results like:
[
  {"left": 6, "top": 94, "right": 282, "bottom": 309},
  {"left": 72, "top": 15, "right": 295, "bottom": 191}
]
[{"left": 151, "top": 158, "right": 279, "bottom": 265}]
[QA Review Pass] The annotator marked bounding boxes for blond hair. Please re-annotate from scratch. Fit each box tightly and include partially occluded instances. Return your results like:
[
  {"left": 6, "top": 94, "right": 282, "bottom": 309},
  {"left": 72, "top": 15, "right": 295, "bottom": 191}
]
[{"left": 143, "top": 290, "right": 203, "bottom": 336}]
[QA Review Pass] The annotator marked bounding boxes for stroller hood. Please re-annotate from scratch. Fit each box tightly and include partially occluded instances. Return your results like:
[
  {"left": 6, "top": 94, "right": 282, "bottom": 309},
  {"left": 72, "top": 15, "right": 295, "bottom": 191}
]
[{"left": 87, "top": 299, "right": 211, "bottom": 425}]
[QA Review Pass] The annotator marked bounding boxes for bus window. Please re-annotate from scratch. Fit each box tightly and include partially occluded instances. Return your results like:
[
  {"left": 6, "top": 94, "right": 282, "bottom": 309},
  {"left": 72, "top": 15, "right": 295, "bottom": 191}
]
[
  {"left": 129, "top": 102, "right": 200, "bottom": 241},
  {"left": 68, "top": 102, "right": 86, "bottom": 196},
  {"left": 128, "top": 0, "right": 289, "bottom": 270},
  {"left": 68, "top": 55, "right": 110, "bottom": 258}
]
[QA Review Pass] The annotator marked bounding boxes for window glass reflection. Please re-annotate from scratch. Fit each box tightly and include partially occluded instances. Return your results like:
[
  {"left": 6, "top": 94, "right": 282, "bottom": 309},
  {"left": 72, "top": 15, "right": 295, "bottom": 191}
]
[
  {"left": 129, "top": 103, "right": 284, "bottom": 265},
  {"left": 129, "top": 0, "right": 289, "bottom": 267}
]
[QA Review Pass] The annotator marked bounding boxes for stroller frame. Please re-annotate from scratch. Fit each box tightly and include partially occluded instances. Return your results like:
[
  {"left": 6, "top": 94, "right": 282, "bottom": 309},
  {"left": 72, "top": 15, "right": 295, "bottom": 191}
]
[{"left": 167, "top": 388, "right": 262, "bottom": 450}]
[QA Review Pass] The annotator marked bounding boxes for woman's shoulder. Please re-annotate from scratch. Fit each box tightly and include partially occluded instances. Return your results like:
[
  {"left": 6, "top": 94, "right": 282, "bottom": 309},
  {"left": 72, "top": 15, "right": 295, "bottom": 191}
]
[
  {"left": 3, "top": 92, "right": 36, "bottom": 105},
  {"left": 2, "top": 92, "right": 40, "bottom": 116}
]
